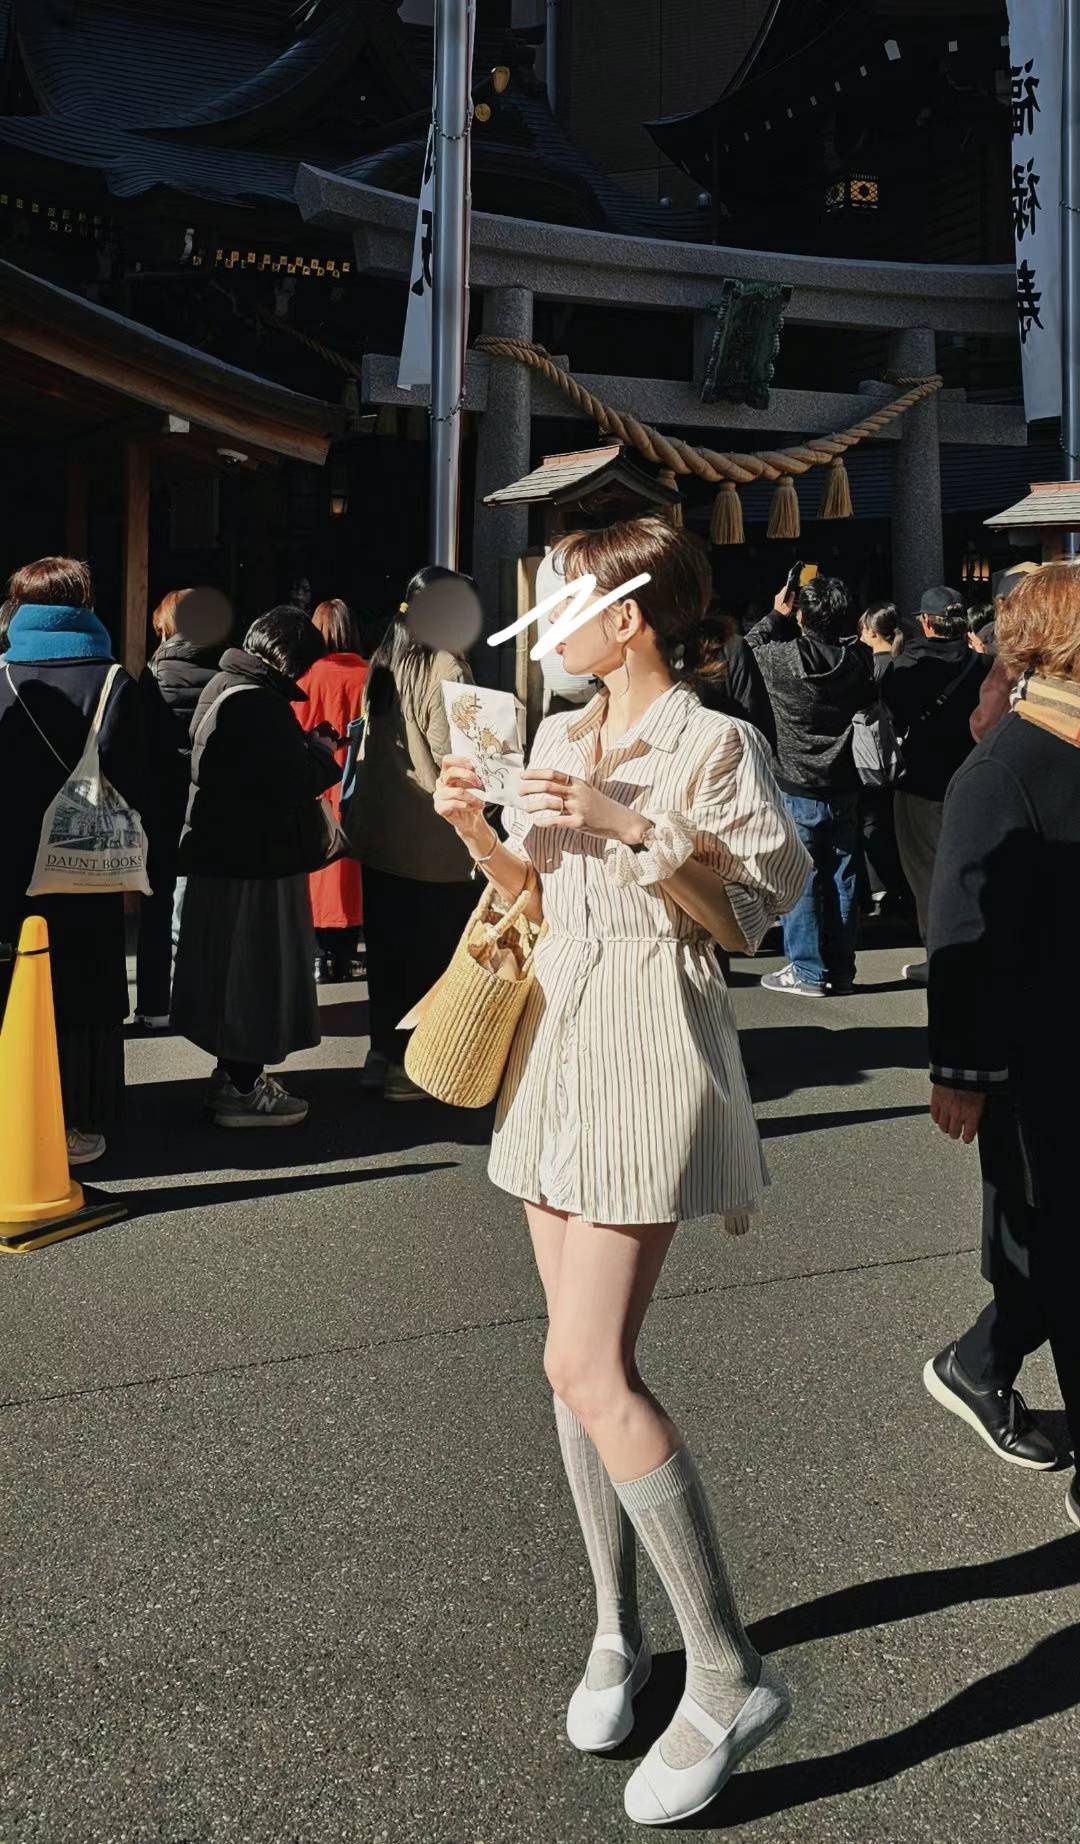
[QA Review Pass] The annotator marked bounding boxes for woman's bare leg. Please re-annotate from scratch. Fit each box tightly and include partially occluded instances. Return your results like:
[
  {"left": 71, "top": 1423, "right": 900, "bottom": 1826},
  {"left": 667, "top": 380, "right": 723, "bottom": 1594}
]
[
  {"left": 526, "top": 1203, "right": 643, "bottom": 1695},
  {"left": 544, "top": 1216, "right": 680, "bottom": 1482},
  {"left": 545, "top": 1215, "right": 763, "bottom": 1771},
  {"left": 524, "top": 1201, "right": 570, "bottom": 1315}
]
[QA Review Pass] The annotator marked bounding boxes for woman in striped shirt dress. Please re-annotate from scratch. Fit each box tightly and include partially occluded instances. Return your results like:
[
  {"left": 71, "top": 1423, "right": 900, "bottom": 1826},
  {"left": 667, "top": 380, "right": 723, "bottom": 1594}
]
[{"left": 434, "top": 518, "right": 809, "bottom": 1826}]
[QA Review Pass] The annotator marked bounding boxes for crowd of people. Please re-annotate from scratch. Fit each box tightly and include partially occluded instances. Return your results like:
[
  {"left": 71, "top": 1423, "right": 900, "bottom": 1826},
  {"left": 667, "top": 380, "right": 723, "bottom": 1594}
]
[{"left": 1, "top": 527, "right": 1076, "bottom": 1826}]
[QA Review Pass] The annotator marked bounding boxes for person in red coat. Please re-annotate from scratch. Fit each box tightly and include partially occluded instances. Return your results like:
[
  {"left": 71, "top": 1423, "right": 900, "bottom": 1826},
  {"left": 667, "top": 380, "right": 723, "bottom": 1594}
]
[{"left": 296, "top": 599, "right": 367, "bottom": 982}]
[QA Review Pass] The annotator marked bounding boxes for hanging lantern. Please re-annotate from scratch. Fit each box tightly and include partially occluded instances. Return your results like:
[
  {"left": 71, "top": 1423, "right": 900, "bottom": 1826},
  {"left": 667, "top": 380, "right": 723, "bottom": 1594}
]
[
  {"left": 825, "top": 172, "right": 880, "bottom": 214},
  {"left": 329, "top": 461, "right": 349, "bottom": 518}
]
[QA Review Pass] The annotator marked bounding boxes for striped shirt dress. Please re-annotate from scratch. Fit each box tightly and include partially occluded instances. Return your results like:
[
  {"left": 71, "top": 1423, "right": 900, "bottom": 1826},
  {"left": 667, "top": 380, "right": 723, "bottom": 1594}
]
[{"left": 489, "top": 683, "right": 811, "bottom": 1233}]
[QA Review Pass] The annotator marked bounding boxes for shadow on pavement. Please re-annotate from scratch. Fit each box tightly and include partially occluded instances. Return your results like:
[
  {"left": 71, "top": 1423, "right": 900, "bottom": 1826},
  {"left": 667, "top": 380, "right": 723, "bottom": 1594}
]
[
  {"left": 757, "top": 1104, "right": 926, "bottom": 1139},
  {"left": 749, "top": 1536, "right": 1080, "bottom": 1654},
  {"left": 691, "top": 1623, "right": 1080, "bottom": 1830},
  {"left": 93, "top": 1070, "right": 495, "bottom": 1184},
  {"left": 621, "top": 1541, "right": 1080, "bottom": 1825},
  {"left": 116, "top": 1160, "right": 459, "bottom": 1222},
  {"left": 743, "top": 1025, "right": 928, "bottom": 1103}
]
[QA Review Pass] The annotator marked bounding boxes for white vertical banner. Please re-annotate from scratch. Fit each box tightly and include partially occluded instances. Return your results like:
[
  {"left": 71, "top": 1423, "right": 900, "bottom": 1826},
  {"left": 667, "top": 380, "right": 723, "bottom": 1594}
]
[
  {"left": 398, "top": 116, "right": 437, "bottom": 390},
  {"left": 398, "top": 4, "right": 476, "bottom": 396},
  {"left": 1007, "top": 0, "right": 1063, "bottom": 421}
]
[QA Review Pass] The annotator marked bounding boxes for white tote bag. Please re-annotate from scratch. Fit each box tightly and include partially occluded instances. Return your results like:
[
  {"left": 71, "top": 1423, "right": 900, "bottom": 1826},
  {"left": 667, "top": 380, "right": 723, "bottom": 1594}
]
[{"left": 4, "top": 661, "right": 151, "bottom": 896}]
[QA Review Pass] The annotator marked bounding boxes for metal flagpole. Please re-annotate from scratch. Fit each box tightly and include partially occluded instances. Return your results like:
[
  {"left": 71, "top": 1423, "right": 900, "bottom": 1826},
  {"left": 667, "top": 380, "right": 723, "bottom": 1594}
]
[
  {"left": 430, "top": 0, "right": 474, "bottom": 568},
  {"left": 1063, "top": 0, "right": 1080, "bottom": 551}
]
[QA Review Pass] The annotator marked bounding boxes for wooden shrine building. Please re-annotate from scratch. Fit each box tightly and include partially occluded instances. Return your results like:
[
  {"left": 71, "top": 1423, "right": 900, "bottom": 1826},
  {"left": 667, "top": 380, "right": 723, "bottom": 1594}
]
[{"left": 0, "top": 0, "right": 1046, "bottom": 668}]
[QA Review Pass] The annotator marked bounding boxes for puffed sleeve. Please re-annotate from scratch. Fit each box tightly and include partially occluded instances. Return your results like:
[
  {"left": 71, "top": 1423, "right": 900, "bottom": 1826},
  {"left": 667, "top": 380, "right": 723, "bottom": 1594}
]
[{"left": 603, "top": 718, "right": 810, "bottom": 953}]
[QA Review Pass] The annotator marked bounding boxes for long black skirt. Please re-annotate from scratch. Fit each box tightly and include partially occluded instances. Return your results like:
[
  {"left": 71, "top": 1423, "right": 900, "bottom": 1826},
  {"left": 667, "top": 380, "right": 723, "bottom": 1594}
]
[{"left": 172, "top": 873, "right": 320, "bottom": 1067}]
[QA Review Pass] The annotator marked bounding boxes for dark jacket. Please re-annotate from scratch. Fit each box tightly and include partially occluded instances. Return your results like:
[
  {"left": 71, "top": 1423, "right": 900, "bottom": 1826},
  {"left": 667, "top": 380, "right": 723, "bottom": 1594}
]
[
  {"left": 701, "top": 634, "right": 777, "bottom": 752},
  {"left": 179, "top": 648, "right": 339, "bottom": 879},
  {"left": 928, "top": 711, "right": 1080, "bottom": 1196},
  {"left": 139, "top": 634, "right": 223, "bottom": 854},
  {"left": 745, "top": 611, "right": 871, "bottom": 796},
  {"left": 0, "top": 655, "right": 147, "bottom": 1028},
  {"left": 880, "top": 633, "right": 987, "bottom": 801}
]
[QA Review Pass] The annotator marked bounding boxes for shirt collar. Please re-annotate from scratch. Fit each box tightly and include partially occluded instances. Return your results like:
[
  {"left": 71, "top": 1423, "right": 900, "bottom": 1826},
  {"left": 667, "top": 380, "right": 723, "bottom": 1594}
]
[{"left": 566, "top": 682, "right": 695, "bottom": 756}]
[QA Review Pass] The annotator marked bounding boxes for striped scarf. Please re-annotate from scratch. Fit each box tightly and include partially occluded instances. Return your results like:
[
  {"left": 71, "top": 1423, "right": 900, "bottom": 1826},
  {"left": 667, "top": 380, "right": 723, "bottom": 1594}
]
[{"left": 1016, "top": 672, "right": 1080, "bottom": 748}]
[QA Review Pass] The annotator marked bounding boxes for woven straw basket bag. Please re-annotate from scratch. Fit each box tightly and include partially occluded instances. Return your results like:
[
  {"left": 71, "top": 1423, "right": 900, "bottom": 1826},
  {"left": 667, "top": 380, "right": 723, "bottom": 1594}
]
[{"left": 403, "top": 879, "right": 543, "bottom": 1108}]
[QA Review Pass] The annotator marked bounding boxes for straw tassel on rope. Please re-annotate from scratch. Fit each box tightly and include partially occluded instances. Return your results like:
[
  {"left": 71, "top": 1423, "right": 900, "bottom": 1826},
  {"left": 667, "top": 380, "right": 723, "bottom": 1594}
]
[
  {"left": 818, "top": 455, "right": 853, "bottom": 521},
  {"left": 767, "top": 474, "right": 801, "bottom": 541},
  {"left": 658, "top": 468, "right": 683, "bottom": 529},
  {"left": 710, "top": 479, "right": 745, "bottom": 545}
]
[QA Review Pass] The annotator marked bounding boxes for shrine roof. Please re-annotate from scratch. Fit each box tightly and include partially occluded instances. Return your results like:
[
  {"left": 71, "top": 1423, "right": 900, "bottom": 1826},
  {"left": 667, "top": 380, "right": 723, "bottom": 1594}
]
[
  {"left": 485, "top": 445, "right": 680, "bottom": 509},
  {"left": 985, "top": 483, "right": 1080, "bottom": 532}
]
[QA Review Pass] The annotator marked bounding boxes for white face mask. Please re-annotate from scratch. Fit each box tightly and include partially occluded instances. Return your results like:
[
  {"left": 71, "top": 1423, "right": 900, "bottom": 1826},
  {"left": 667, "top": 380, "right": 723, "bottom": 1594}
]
[{"left": 533, "top": 550, "right": 593, "bottom": 700}]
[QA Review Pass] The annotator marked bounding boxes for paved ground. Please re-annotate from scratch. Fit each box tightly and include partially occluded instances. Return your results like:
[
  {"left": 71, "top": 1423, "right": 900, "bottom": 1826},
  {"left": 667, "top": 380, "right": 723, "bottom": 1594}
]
[{"left": 3, "top": 933, "right": 1079, "bottom": 1844}]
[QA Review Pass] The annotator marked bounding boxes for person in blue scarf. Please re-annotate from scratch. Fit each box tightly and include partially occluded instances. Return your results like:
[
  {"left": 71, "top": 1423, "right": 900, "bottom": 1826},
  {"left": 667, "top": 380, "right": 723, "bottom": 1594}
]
[{"left": 0, "top": 558, "right": 149, "bottom": 1166}]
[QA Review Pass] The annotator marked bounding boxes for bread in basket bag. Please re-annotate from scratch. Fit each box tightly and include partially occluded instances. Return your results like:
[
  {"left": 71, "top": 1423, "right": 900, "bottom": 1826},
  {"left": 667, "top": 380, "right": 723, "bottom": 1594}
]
[{"left": 400, "top": 875, "right": 543, "bottom": 1108}]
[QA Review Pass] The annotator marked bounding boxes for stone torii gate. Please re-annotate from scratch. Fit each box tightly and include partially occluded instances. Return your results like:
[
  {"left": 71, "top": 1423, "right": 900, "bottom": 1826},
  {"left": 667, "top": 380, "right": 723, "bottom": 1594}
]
[{"left": 297, "top": 166, "right": 1024, "bottom": 623}]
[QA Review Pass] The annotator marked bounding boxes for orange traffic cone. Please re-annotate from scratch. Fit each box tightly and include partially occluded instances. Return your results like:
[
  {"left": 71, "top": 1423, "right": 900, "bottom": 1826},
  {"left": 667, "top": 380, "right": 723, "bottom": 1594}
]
[{"left": 0, "top": 916, "right": 126, "bottom": 1253}]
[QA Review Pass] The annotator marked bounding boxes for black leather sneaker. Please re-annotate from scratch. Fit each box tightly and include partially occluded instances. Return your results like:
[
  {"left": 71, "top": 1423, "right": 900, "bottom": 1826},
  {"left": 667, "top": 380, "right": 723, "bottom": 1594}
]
[
  {"left": 923, "top": 1344, "right": 1059, "bottom": 1469},
  {"left": 1067, "top": 1477, "right": 1080, "bottom": 1531}
]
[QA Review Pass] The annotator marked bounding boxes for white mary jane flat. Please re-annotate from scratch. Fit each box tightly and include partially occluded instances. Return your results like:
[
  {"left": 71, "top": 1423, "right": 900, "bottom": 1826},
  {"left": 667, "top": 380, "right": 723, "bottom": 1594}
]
[
  {"left": 565, "top": 1632, "right": 652, "bottom": 1753},
  {"left": 623, "top": 1660, "right": 791, "bottom": 1825}
]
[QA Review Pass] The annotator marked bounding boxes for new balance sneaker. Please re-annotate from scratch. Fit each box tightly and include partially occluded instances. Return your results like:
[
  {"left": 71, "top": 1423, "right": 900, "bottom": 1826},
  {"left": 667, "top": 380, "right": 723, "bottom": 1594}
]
[
  {"left": 66, "top": 1129, "right": 106, "bottom": 1166},
  {"left": 213, "top": 1073, "right": 308, "bottom": 1128},
  {"left": 902, "top": 960, "right": 929, "bottom": 985},
  {"left": 760, "top": 964, "right": 826, "bottom": 998},
  {"left": 923, "top": 1343, "right": 1058, "bottom": 1469},
  {"left": 133, "top": 1013, "right": 171, "bottom": 1031}
]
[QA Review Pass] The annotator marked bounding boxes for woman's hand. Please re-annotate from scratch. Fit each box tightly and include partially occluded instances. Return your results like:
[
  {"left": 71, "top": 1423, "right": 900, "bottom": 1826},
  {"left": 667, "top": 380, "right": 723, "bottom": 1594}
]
[
  {"left": 519, "top": 767, "right": 650, "bottom": 845},
  {"left": 930, "top": 1084, "right": 985, "bottom": 1145},
  {"left": 434, "top": 754, "right": 493, "bottom": 854}
]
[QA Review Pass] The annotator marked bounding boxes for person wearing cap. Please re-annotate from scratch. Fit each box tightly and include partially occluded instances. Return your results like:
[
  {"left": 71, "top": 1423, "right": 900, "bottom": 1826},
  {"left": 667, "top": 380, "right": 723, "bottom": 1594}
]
[
  {"left": 969, "top": 563, "right": 1042, "bottom": 745},
  {"left": 880, "top": 587, "right": 989, "bottom": 982}
]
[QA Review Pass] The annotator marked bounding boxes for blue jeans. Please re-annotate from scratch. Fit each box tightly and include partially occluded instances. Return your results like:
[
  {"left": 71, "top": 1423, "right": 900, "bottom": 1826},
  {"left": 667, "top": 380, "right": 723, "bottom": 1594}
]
[{"left": 781, "top": 793, "right": 859, "bottom": 989}]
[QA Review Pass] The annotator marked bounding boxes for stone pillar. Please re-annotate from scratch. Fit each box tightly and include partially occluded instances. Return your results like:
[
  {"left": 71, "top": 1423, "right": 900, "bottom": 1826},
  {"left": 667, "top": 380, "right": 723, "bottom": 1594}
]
[
  {"left": 889, "top": 327, "right": 944, "bottom": 615},
  {"left": 474, "top": 285, "right": 533, "bottom": 680}
]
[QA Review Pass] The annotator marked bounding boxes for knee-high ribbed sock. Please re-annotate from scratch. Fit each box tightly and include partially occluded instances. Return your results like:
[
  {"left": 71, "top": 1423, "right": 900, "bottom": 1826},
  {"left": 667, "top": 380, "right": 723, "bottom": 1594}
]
[
  {"left": 614, "top": 1446, "right": 761, "bottom": 1767},
  {"left": 553, "top": 1395, "right": 642, "bottom": 1690}
]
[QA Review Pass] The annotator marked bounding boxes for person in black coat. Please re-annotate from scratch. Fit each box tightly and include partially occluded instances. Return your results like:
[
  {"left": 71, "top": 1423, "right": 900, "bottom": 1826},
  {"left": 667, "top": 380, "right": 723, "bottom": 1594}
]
[
  {"left": 853, "top": 600, "right": 912, "bottom": 920},
  {"left": 879, "top": 587, "right": 988, "bottom": 980},
  {"left": 0, "top": 556, "right": 150, "bottom": 1166},
  {"left": 133, "top": 589, "right": 224, "bottom": 1027},
  {"left": 922, "top": 563, "right": 1080, "bottom": 1532},
  {"left": 171, "top": 606, "right": 339, "bottom": 1128},
  {"left": 746, "top": 576, "right": 872, "bottom": 996},
  {"left": 695, "top": 607, "right": 777, "bottom": 751}
]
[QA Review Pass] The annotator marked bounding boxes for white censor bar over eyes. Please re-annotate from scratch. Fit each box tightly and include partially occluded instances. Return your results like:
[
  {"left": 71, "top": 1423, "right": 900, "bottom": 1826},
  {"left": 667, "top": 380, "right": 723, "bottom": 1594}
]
[{"left": 487, "top": 572, "right": 652, "bottom": 660}]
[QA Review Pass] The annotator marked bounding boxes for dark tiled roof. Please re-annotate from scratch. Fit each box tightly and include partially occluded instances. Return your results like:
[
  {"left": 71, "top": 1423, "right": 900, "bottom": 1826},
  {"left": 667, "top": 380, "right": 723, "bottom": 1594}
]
[
  {"left": 0, "top": 113, "right": 299, "bottom": 206},
  {"left": 0, "top": 1, "right": 709, "bottom": 241}
]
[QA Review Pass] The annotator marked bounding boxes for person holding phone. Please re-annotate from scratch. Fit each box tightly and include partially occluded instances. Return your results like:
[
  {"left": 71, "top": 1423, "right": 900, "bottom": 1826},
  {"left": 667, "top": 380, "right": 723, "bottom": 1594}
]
[{"left": 746, "top": 571, "right": 872, "bottom": 996}]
